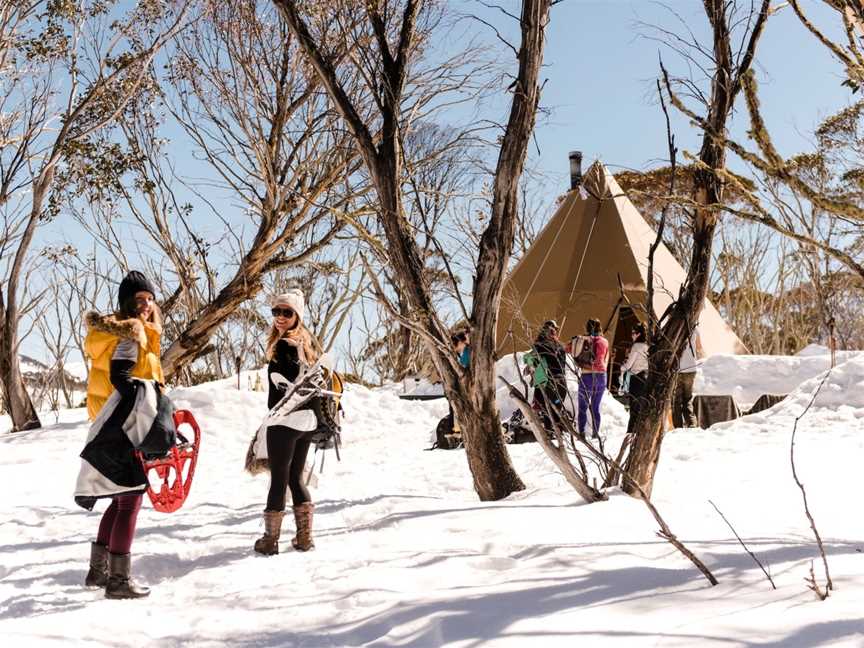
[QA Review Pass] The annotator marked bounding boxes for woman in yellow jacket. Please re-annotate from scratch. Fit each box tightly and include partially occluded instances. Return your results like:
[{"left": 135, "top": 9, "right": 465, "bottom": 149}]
[{"left": 82, "top": 271, "right": 162, "bottom": 599}]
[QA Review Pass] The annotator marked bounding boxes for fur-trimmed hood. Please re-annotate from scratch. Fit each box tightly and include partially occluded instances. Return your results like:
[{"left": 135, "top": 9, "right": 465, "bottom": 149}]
[
  {"left": 84, "top": 310, "right": 161, "bottom": 348},
  {"left": 83, "top": 309, "right": 164, "bottom": 421}
]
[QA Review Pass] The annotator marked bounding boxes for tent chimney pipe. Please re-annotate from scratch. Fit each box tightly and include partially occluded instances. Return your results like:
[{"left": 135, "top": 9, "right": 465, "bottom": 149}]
[{"left": 569, "top": 151, "right": 583, "bottom": 190}]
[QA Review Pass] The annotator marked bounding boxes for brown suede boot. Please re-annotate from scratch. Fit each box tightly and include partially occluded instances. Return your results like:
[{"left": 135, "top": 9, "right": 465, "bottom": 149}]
[
  {"left": 253, "top": 510, "right": 284, "bottom": 556},
  {"left": 291, "top": 503, "right": 315, "bottom": 552},
  {"left": 85, "top": 542, "right": 108, "bottom": 587},
  {"left": 105, "top": 552, "right": 150, "bottom": 599}
]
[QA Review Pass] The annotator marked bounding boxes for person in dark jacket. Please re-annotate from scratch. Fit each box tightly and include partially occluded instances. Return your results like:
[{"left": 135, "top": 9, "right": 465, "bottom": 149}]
[
  {"left": 80, "top": 270, "right": 162, "bottom": 600},
  {"left": 532, "top": 320, "right": 568, "bottom": 423},
  {"left": 254, "top": 288, "right": 322, "bottom": 555}
]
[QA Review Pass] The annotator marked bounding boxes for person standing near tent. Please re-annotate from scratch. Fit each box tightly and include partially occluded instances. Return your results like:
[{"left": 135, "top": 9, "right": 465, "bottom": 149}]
[
  {"left": 532, "top": 320, "right": 568, "bottom": 421},
  {"left": 253, "top": 289, "right": 321, "bottom": 556},
  {"left": 79, "top": 271, "right": 164, "bottom": 600},
  {"left": 574, "top": 318, "right": 609, "bottom": 438},
  {"left": 619, "top": 323, "right": 649, "bottom": 435},
  {"left": 447, "top": 330, "right": 471, "bottom": 433},
  {"left": 673, "top": 326, "right": 704, "bottom": 428},
  {"left": 455, "top": 330, "right": 472, "bottom": 369}
]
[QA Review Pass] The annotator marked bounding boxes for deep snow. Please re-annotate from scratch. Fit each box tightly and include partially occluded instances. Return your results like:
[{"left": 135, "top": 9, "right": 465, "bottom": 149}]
[{"left": 1, "top": 355, "right": 863, "bottom": 647}]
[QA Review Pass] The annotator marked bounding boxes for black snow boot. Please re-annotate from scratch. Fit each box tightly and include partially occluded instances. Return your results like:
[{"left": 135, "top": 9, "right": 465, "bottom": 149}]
[
  {"left": 85, "top": 542, "right": 109, "bottom": 587},
  {"left": 105, "top": 552, "right": 151, "bottom": 599}
]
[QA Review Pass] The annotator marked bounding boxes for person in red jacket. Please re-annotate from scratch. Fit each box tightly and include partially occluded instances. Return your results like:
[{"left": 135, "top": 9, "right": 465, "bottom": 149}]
[{"left": 574, "top": 318, "right": 609, "bottom": 438}]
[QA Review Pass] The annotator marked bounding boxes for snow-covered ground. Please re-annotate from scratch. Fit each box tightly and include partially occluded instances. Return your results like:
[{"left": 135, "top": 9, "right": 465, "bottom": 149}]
[
  {"left": 1, "top": 356, "right": 863, "bottom": 647},
  {"left": 696, "top": 347, "right": 863, "bottom": 408}
]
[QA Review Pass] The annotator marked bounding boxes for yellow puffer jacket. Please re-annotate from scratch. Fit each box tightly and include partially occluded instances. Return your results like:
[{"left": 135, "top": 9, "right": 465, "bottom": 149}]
[{"left": 84, "top": 311, "right": 164, "bottom": 420}]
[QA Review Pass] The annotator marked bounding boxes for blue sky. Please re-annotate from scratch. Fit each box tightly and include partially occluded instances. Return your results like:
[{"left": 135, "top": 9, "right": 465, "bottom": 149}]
[
  {"left": 21, "top": 0, "right": 855, "bottom": 365},
  {"left": 528, "top": 0, "right": 848, "bottom": 183}
]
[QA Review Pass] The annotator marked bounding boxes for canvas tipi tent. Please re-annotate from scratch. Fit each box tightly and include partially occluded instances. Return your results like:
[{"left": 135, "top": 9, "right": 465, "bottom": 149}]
[{"left": 496, "top": 161, "right": 746, "bottom": 370}]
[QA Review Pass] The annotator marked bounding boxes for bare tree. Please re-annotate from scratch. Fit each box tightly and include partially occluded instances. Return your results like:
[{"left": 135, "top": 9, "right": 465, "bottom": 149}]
[
  {"left": 276, "top": 0, "right": 553, "bottom": 500},
  {"left": 0, "top": 1, "right": 189, "bottom": 431},
  {"left": 623, "top": 1, "right": 771, "bottom": 497},
  {"left": 360, "top": 122, "right": 480, "bottom": 382},
  {"left": 97, "top": 0, "right": 369, "bottom": 380},
  {"left": 618, "top": 102, "right": 864, "bottom": 354},
  {"left": 33, "top": 248, "right": 85, "bottom": 410}
]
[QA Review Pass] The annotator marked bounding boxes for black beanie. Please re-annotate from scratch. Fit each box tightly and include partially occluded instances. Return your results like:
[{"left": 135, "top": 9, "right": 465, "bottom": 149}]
[{"left": 118, "top": 271, "right": 156, "bottom": 308}]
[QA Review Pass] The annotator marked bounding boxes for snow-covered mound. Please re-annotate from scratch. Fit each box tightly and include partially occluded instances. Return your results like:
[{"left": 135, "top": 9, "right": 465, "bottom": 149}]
[
  {"left": 795, "top": 343, "right": 860, "bottom": 359},
  {"left": 777, "top": 352, "right": 864, "bottom": 412},
  {"left": 696, "top": 349, "right": 864, "bottom": 407},
  {"left": 722, "top": 353, "right": 864, "bottom": 430},
  {"left": 1, "top": 361, "right": 863, "bottom": 646}
]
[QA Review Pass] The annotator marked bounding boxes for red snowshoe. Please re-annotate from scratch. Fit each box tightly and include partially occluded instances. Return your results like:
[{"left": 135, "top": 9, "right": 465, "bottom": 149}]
[{"left": 136, "top": 409, "right": 201, "bottom": 513}]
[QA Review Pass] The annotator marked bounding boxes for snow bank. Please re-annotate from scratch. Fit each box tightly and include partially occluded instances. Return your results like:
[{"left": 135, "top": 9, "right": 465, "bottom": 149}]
[
  {"left": 765, "top": 353, "right": 864, "bottom": 415},
  {"left": 696, "top": 349, "right": 864, "bottom": 407}
]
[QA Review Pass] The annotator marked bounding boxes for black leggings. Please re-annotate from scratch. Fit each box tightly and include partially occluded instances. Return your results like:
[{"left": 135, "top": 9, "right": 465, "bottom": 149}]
[
  {"left": 626, "top": 371, "right": 648, "bottom": 435},
  {"left": 265, "top": 426, "right": 312, "bottom": 511}
]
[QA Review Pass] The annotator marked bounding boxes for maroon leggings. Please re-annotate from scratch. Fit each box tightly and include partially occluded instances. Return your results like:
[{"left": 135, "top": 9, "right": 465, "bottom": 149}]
[{"left": 96, "top": 494, "right": 143, "bottom": 554}]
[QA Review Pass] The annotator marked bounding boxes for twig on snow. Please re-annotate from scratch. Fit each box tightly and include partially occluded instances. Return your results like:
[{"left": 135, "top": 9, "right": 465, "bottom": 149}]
[
  {"left": 790, "top": 369, "right": 834, "bottom": 597},
  {"left": 709, "top": 499, "right": 775, "bottom": 589}
]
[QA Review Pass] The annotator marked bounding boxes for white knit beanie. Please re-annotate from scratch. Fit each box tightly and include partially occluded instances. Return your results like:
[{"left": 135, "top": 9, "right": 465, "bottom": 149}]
[{"left": 271, "top": 288, "right": 305, "bottom": 322}]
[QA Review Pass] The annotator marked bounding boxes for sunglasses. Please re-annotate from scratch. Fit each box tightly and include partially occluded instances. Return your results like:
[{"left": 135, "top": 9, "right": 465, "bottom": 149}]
[{"left": 271, "top": 307, "right": 295, "bottom": 318}]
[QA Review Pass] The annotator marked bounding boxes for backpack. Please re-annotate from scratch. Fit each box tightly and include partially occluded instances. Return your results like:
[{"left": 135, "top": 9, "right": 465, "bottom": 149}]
[
  {"left": 523, "top": 349, "right": 549, "bottom": 388},
  {"left": 575, "top": 337, "right": 596, "bottom": 370},
  {"left": 308, "top": 368, "right": 344, "bottom": 450},
  {"left": 433, "top": 414, "right": 463, "bottom": 450}
]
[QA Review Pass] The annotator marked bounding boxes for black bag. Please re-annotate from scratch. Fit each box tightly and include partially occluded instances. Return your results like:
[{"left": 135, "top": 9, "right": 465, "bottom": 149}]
[
  {"left": 433, "top": 414, "right": 462, "bottom": 450},
  {"left": 574, "top": 337, "right": 596, "bottom": 370},
  {"left": 138, "top": 383, "right": 177, "bottom": 459},
  {"left": 308, "top": 369, "right": 343, "bottom": 450},
  {"left": 308, "top": 396, "right": 339, "bottom": 449}
]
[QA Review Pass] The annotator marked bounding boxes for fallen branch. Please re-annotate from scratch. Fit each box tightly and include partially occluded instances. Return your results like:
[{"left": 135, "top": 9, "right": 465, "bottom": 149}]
[
  {"left": 709, "top": 499, "right": 775, "bottom": 589},
  {"left": 501, "top": 376, "right": 718, "bottom": 586},
  {"left": 791, "top": 370, "right": 834, "bottom": 597},
  {"left": 502, "top": 377, "right": 605, "bottom": 503}
]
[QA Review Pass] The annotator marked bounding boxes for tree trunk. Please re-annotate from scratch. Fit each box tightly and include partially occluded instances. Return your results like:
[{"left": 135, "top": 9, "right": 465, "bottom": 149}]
[
  {"left": 447, "top": 356, "right": 525, "bottom": 500},
  {"left": 0, "top": 327, "right": 40, "bottom": 432},
  {"left": 0, "top": 187, "right": 45, "bottom": 431},
  {"left": 623, "top": 0, "right": 769, "bottom": 497},
  {"left": 275, "top": 0, "right": 552, "bottom": 501}
]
